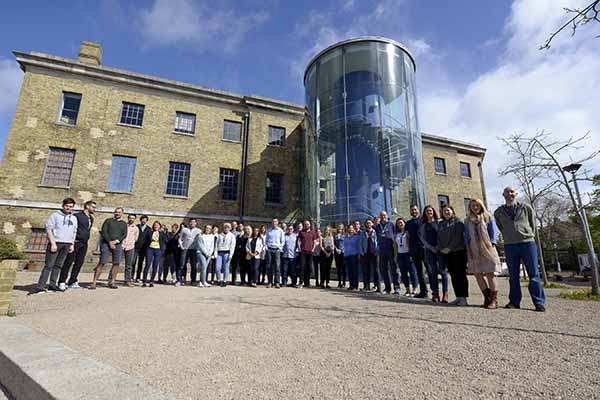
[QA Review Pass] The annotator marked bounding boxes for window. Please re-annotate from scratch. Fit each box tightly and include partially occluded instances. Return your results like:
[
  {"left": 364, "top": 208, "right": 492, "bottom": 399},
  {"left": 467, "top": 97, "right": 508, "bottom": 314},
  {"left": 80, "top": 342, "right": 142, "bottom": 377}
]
[
  {"left": 120, "top": 102, "right": 145, "bottom": 127},
  {"left": 219, "top": 168, "right": 239, "bottom": 201},
  {"left": 108, "top": 155, "right": 137, "bottom": 192},
  {"left": 434, "top": 157, "right": 446, "bottom": 174},
  {"left": 174, "top": 112, "right": 196, "bottom": 135},
  {"left": 460, "top": 162, "right": 472, "bottom": 178},
  {"left": 41, "top": 147, "right": 75, "bottom": 187},
  {"left": 166, "top": 162, "right": 190, "bottom": 197},
  {"left": 437, "top": 195, "right": 450, "bottom": 211},
  {"left": 223, "top": 120, "right": 242, "bottom": 142},
  {"left": 464, "top": 198, "right": 472, "bottom": 215},
  {"left": 58, "top": 92, "right": 81, "bottom": 126},
  {"left": 26, "top": 228, "right": 48, "bottom": 251},
  {"left": 268, "top": 125, "right": 286, "bottom": 146},
  {"left": 266, "top": 173, "right": 283, "bottom": 204}
]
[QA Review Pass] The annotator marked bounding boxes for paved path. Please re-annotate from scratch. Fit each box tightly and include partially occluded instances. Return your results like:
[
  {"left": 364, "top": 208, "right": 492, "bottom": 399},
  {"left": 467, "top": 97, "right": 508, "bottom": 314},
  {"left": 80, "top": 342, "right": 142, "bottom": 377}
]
[{"left": 8, "top": 272, "right": 600, "bottom": 399}]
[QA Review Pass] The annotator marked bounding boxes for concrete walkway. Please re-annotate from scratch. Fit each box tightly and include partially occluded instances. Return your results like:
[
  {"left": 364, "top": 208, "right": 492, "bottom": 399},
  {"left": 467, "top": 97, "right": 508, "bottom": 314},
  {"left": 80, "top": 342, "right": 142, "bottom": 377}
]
[{"left": 6, "top": 272, "right": 600, "bottom": 399}]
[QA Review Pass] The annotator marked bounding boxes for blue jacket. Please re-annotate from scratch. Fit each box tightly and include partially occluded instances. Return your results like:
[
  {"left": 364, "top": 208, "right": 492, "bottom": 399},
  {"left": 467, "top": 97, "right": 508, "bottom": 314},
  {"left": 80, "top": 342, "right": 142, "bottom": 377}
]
[
  {"left": 359, "top": 229, "right": 378, "bottom": 255},
  {"left": 343, "top": 235, "right": 361, "bottom": 257},
  {"left": 464, "top": 217, "right": 499, "bottom": 246}
]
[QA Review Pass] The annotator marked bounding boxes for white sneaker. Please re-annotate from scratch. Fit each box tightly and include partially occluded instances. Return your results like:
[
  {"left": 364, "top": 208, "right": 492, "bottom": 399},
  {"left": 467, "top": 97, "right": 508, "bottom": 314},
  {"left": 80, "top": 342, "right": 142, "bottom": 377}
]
[
  {"left": 204, "top": 282, "right": 211, "bottom": 287},
  {"left": 58, "top": 283, "right": 67, "bottom": 291},
  {"left": 198, "top": 282, "right": 204, "bottom": 287},
  {"left": 68, "top": 282, "right": 81, "bottom": 289},
  {"left": 174, "top": 282, "right": 181, "bottom": 287}
]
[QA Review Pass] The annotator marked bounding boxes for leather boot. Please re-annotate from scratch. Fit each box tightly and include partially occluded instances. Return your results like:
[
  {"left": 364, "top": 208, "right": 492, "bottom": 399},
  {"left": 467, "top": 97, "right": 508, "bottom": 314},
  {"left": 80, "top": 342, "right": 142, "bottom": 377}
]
[
  {"left": 441, "top": 292, "right": 449, "bottom": 303},
  {"left": 482, "top": 288, "right": 491, "bottom": 308},
  {"left": 487, "top": 290, "right": 498, "bottom": 310}
]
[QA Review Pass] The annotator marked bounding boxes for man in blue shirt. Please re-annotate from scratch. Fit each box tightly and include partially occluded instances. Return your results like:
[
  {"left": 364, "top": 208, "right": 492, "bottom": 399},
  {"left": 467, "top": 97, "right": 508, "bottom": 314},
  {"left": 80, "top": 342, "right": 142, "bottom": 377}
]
[
  {"left": 282, "top": 225, "right": 298, "bottom": 287},
  {"left": 265, "top": 218, "right": 285, "bottom": 288},
  {"left": 375, "top": 211, "right": 400, "bottom": 294},
  {"left": 406, "top": 205, "right": 428, "bottom": 298}
]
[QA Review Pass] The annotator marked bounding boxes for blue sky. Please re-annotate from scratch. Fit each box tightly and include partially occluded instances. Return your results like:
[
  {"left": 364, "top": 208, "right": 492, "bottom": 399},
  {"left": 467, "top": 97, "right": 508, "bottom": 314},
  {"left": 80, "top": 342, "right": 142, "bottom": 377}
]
[{"left": 0, "top": 0, "right": 599, "bottom": 206}]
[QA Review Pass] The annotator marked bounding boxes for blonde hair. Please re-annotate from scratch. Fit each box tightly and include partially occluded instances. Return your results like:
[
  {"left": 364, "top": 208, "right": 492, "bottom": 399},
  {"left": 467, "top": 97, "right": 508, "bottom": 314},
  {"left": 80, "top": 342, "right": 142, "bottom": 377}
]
[{"left": 468, "top": 198, "right": 491, "bottom": 223}]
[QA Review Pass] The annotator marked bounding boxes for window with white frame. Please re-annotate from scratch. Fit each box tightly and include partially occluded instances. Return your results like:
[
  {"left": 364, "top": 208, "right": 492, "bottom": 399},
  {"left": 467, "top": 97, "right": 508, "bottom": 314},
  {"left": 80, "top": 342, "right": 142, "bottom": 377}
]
[
  {"left": 108, "top": 155, "right": 137, "bottom": 192},
  {"left": 41, "top": 147, "right": 76, "bottom": 187},
  {"left": 223, "top": 120, "right": 242, "bottom": 142},
  {"left": 120, "top": 102, "right": 145, "bottom": 127},
  {"left": 58, "top": 92, "right": 82, "bottom": 126},
  {"left": 174, "top": 112, "right": 196, "bottom": 135},
  {"left": 166, "top": 162, "right": 190, "bottom": 197},
  {"left": 268, "top": 125, "right": 285, "bottom": 146},
  {"left": 219, "top": 168, "right": 239, "bottom": 201},
  {"left": 434, "top": 157, "right": 446, "bottom": 174},
  {"left": 460, "top": 162, "right": 472, "bottom": 178}
]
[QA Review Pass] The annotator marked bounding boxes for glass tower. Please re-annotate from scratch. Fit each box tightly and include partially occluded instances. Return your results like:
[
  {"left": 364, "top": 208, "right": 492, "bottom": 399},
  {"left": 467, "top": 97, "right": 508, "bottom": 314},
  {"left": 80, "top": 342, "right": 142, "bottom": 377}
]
[{"left": 303, "top": 37, "right": 427, "bottom": 226}]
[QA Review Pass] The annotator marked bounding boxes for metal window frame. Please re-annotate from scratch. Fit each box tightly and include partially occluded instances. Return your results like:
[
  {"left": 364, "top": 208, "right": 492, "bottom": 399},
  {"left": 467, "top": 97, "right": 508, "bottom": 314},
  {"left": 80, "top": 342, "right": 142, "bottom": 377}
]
[
  {"left": 41, "top": 147, "right": 76, "bottom": 187},
  {"left": 174, "top": 111, "right": 196, "bottom": 134},
  {"left": 108, "top": 155, "right": 137, "bottom": 192},
  {"left": 166, "top": 162, "right": 191, "bottom": 197}
]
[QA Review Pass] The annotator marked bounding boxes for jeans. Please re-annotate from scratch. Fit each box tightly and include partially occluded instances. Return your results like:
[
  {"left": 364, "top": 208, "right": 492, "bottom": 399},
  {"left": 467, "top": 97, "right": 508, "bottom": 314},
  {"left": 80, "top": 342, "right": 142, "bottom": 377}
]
[
  {"left": 38, "top": 242, "right": 71, "bottom": 289},
  {"left": 425, "top": 250, "right": 448, "bottom": 295},
  {"left": 282, "top": 257, "right": 297, "bottom": 286},
  {"left": 179, "top": 249, "right": 198, "bottom": 283},
  {"left": 300, "top": 252, "right": 313, "bottom": 286},
  {"left": 59, "top": 241, "right": 88, "bottom": 285},
  {"left": 143, "top": 247, "right": 161, "bottom": 284},
  {"left": 379, "top": 250, "right": 399, "bottom": 292},
  {"left": 215, "top": 251, "right": 231, "bottom": 282},
  {"left": 266, "top": 249, "right": 282, "bottom": 285},
  {"left": 505, "top": 242, "right": 545, "bottom": 306},
  {"left": 250, "top": 258, "right": 260, "bottom": 284},
  {"left": 397, "top": 253, "right": 418, "bottom": 291},
  {"left": 335, "top": 252, "right": 346, "bottom": 286},
  {"left": 312, "top": 255, "right": 321, "bottom": 286},
  {"left": 361, "top": 253, "right": 379, "bottom": 290},
  {"left": 134, "top": 247, "right": 147, "bottom": 280},
  {"left": 123, "top": 248, "right": 136, "bottom": 282},
  {"left": 345, "top": 255, "right": 359, "bottom": 289},
  {"left": 444, "top": 249, "right": 469, "bottom": 298},
  {"left": 410, "top": 247, "right": 428, "bottom": 294},
  {"left": 320, "top": 253, "right": 333, "bottom": 285},
  {"left": 198, "top": 252, "right": 211, "bottom": 284}
]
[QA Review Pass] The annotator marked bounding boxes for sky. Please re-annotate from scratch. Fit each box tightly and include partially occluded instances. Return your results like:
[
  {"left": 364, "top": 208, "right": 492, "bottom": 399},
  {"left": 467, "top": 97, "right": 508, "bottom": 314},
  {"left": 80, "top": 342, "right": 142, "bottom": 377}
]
[{"left": 0, "top": 0, "right": 599, "bottom": 209}]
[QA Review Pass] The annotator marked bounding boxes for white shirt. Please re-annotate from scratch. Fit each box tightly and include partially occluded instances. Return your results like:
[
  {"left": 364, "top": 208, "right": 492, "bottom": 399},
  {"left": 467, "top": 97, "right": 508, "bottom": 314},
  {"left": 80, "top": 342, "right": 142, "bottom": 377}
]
[{"left": 395, "top": 231, "right": 409, "bottom": 254}]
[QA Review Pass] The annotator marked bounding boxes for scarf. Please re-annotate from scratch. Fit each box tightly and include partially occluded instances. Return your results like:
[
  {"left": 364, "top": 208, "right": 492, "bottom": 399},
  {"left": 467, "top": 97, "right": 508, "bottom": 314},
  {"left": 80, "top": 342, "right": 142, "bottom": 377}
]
[{"left": 467, "top": 214, "right": 500, "bottom": 267}]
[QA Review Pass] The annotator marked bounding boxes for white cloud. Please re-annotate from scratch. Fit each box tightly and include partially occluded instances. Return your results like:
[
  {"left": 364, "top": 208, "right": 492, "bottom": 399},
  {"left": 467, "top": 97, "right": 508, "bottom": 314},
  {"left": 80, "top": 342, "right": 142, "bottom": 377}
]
[
  {"left": 138, "top": 0, "right": 269, "bottom": 53},
  {"left": 0, "top": 58, "right": 22, "bottom": 115},
  {"left": 418, "top": 0, "right": 600, "bottom": 205}
]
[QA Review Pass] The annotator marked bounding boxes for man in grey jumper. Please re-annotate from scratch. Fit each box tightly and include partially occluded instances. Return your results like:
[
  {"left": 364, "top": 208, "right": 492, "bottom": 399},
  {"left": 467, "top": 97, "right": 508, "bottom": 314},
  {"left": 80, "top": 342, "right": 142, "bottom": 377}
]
[{"left": 494, "top": 187, "right": 546, "bottom": 312}]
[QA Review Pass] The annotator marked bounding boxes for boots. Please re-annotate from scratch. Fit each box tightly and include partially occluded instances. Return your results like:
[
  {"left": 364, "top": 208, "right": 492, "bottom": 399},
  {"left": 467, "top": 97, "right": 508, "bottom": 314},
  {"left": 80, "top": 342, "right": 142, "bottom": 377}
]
[
  {"left": 441, "top": 292, "right": 449, "bottom": 303},
  {"left": 486, "top": 290, "right": 498, "bottom": 310},
  {"left": 482, "top": 288, "right": 491, "bottom": 308}
]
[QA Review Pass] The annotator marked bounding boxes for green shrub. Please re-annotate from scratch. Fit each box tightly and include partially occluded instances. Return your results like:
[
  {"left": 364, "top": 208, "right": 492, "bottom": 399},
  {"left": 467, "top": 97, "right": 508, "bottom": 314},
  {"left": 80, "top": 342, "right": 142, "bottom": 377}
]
[
  {"left": 543, "top": 282, "right": 568, "bottom": 289},
  {"left": 0, "top": 236, "right": 25, "bottom": 261},
  {"left": 558, "top": 289, "right": 600, "bottom": 301}
]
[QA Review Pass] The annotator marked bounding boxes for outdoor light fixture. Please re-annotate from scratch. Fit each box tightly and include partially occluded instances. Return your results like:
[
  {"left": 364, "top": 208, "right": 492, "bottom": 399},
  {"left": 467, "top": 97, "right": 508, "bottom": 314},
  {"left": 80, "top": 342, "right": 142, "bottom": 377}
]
[{"left": 562, "top": 163, "right": 582, "bottom": 173}]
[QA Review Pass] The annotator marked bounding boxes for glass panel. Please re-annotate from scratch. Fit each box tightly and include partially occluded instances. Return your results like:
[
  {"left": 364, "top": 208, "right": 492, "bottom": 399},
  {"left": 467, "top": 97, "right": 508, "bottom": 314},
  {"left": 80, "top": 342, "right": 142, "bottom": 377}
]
[
  {"left": 41, "top": 148, "right": 75, "bottom": 187},
  {"left": 60, "top": 92, "right": 81, "bottom": 125},
  {"left": 166, "top": 162, "right": 190, "bottom": 197},
  {"left": 174, "top": 112, "right": 196, "bottom": 134},
  {"left": 266, "top": 173, "right": 283, "bottom": 204},
  {"left": 460, "top": 162, "right": 471, "bottom": 177},
  {"left": 223, "top": 120, "right": 242, "bottom": 141},
  {"left": 120, "top": 102, "right": 145, "bottom": 126},
  {"left": 219, "top": 168, "right": 239, "bottom": 201},
  {"left": 268, "top": 126, "right": 285, "bottom": 146},
  {"left": 108, "top": 155, "right": 136, "bottom": 192}
]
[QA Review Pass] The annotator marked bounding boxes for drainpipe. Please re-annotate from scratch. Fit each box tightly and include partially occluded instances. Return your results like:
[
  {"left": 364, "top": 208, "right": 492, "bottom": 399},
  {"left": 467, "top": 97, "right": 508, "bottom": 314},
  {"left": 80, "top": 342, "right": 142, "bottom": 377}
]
[
  {"left": 239, "top": 112, "right": 250, "bottom": 222},
  {"left": 477, "top": 159, "right": 488, "bottom": 207}
]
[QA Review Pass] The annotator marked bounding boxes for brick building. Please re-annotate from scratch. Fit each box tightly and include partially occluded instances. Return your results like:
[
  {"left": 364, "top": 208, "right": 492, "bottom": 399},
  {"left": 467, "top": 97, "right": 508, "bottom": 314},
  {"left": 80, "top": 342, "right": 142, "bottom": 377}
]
[{"left": 0, "top": 42, "right": 486, "bottom": 261}]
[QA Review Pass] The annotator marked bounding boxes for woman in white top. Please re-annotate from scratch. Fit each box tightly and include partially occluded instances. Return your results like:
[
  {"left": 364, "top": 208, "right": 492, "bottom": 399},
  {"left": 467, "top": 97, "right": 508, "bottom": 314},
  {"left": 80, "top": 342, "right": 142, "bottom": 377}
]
[
  {"left": 246, "top": 226, "right": 264, "bottom": 287},
  {"left": 215, "top": 222, "right": 236, "bottom": 286},
  {"left": 393, "top": 218, "right": 419, "bottom": 296},
  {"left": 259, "top": 225, "right": 267, "bottom": 284},
  {"left": 196, "top": 224, "right": 215, "bottom": 287}
]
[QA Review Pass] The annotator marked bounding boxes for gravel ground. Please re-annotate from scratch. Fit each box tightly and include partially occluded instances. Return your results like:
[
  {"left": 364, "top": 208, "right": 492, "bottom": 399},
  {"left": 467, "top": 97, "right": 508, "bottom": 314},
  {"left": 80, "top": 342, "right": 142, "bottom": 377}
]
[{"left": 9, "top": 272, "right": 600, "bottom": 400}]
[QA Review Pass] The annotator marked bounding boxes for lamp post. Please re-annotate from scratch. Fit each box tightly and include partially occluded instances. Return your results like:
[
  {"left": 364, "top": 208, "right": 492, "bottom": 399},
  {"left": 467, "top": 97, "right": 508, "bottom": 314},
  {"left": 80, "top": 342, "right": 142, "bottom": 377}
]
[
  {"left": 563, "top": 163, "right": 599, "bottom": 295},
  {"left": 553, "top": 243, "right": 562, "bottom": 273}
]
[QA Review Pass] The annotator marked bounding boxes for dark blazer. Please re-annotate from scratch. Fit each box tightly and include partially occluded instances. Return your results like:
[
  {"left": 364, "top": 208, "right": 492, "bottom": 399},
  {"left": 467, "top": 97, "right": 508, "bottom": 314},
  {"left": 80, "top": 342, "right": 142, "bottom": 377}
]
[
  {"left": 143, "top": 230, "right": 167, "bottom": 252},
  {"left": 74, "top": 212, "right": 94, "bottom": 243},
  {"left": 135, "top": 224, "right": 152, "bottom": 250}
]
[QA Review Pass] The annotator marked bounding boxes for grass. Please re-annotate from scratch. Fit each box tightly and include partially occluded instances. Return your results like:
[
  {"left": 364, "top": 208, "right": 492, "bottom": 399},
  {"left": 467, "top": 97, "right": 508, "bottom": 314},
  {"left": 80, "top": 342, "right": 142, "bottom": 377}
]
[
  {"left": 558, "top": 289, "right": 600, "bottom": 301},
  {"left": 543, "top": 282, "right": 569, "bottom": 289}
]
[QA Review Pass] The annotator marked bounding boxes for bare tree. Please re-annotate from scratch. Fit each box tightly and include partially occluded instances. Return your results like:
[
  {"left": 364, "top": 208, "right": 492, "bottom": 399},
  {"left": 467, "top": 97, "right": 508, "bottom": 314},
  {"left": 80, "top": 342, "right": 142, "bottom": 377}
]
[{"left": 541, "top": 0, "right": 600, "bottom": 50}]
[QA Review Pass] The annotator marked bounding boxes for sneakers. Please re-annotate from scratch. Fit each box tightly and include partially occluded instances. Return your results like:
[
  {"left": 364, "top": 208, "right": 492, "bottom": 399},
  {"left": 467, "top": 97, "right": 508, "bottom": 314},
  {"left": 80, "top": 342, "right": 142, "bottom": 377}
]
[
  {"left": 267, "top": 284, "right": 272, "bottom": 288},
  {"left": 198, "top": 282, "right": 205, "bottom": 287},
  {"left": 174, "top": 282, "right": 181, "bottom": 287},
  {"left": 451, "top": 297, "right": 468, "bottom": 306},
  {"left": 204, "top": 282, "right": 212, "bottom": 287},
  {"left": 58, "top": 282, "right": 67, "bottom": 291},
  {"left": 108, "top": 283, "right": 119, "bottom": 289},
  {"left": 505, "top": 302, "right": 520, "bottom": 309},
  {"left": 48, "top": 285, "right": 65, "bottom": 292},
  {"left": 404, "top": 290, "right": 411, "bottom": 297},
  {"left": 68, "top": 282, "right": 82, "bottom": 289},
  {"left": 29, "top": 287, "right": 48, "bottom": 295},
  {"left": 534, "top": 304, "right": 546, "bottom": 312},
  {"left": 275, "top": 284, "right": 281, "bottom": 289},
  {"left": 414, "top": 292, "right": 428, "bottom": 298},
  {"left": 88, "top": 283, "right": 97, "bottom": 290}
]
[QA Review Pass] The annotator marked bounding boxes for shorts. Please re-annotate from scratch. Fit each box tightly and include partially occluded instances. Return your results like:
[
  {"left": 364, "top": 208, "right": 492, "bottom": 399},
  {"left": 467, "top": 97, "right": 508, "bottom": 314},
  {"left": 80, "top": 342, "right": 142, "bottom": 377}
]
[{"left": 100, "top": 241, "right": 123, "bottom": 265}]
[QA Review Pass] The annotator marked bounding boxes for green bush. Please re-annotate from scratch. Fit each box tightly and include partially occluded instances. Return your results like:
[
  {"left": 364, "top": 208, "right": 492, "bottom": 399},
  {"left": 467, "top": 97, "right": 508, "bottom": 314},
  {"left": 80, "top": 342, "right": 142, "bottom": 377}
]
[
  {"left": 558, "top": 289, "right": 600, "bottom": 301},
  {"left": 0, "top": 236, "right": 25, "bottom": 261}
]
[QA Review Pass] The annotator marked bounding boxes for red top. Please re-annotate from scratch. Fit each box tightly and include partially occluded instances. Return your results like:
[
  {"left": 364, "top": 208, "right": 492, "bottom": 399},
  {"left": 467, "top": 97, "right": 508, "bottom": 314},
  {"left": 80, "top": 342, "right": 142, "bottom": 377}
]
[{"left": 298, "top": 230, "right": 315, "bottom": 253}]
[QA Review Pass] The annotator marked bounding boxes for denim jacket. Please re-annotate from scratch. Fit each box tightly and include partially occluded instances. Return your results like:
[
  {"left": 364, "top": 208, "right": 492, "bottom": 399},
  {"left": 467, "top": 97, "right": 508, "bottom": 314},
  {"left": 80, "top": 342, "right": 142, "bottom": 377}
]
[{"left": 359, "top": 229, "right": 379, "bottom": 255}]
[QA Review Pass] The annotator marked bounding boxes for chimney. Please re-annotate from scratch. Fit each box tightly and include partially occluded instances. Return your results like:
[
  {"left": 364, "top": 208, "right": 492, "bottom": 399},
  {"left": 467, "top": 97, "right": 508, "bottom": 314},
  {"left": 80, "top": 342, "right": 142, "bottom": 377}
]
[{"left": 78, "top": 41, "right": 102, "bottom": 66}]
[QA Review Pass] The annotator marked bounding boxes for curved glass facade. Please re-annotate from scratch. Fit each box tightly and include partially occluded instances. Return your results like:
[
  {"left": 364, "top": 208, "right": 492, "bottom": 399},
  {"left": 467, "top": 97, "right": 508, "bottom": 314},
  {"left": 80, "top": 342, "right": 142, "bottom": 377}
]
[{"left": 303, "top": 38, "right": 426, "bottom": 226}]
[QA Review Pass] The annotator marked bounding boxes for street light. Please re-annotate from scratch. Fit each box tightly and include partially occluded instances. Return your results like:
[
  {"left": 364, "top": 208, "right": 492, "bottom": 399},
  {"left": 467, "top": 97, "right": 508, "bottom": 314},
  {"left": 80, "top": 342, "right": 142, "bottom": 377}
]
[{"left": 563, "top": 162, "right": 599, "bottom": 295}]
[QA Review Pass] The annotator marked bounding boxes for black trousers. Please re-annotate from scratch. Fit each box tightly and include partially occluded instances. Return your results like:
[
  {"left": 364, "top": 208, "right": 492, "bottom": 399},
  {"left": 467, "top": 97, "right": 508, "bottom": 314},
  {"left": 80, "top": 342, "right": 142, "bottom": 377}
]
[
  {"left": 239, "top": 258, "right": 249, "bottom": 284},
  {"left": 410, "top": 248, "right": 428, "bottom": 294},
  {"left": 444, "top": 249, "right": 469, "bottom": 298},
  {"left": 300, "top": 252, "right": 313, "bottom": 286},
  {"left": 260, "top": 258, "right": 267, "bottom": 283},
  {"left": 231, "top": 252, "right": 242, "bottom": 284},
  {"left": 320, "top": 253, "right": 333, "bottom": 284},
  {"left": 312, "top": 255, "right": 320, "bottom": 286},
  {"left": 180, "top": 249, "right": 198, "bottom": 283},
  {"left": 361, "top": 253, "right": 379, "bottom": 290},
  {"left": 134, "top": 247, "right": 147, "bottom": 280},
  {"left": 335, "top": 252, "right": 346, "bottom": 286},
  {"left": 59, "top": 241, "right": 88, "bottom": 285}
]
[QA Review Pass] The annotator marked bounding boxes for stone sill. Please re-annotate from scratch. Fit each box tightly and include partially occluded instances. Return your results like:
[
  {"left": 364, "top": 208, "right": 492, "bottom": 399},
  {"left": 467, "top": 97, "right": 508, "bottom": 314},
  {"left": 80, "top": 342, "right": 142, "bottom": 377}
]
[
  {"left": 434, "top": 172, "right": 447, "bottom": 177},
  {"left": 163, "top": 194, "right": 189, "bottom": 200},
  {"left": 172, "top": 131, "right": 196, "bottom": 137},
  {"left": 105, "top": 191, "right": 133, "bottom": 195},
  {"left": 461, "top": 176, "right": 473, "bottom": 180},
  {"left": 38, "top": 184, "right": 70, "bottom": 190},
  {"left": 117, "top": 123, "right": 143, "bottom": 129},
  {"left": 221, "top": 139, "right": 242, "bottom": 144},
  {"left": 54, "top": 121, "right": 77, "bottom": 128}
]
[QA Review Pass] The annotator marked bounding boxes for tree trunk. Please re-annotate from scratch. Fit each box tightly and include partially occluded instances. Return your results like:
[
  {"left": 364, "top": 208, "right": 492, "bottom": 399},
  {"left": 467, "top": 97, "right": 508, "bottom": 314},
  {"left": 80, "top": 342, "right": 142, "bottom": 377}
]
[{"left": 535, "top": 235, "right": 549, "bottom": 285}]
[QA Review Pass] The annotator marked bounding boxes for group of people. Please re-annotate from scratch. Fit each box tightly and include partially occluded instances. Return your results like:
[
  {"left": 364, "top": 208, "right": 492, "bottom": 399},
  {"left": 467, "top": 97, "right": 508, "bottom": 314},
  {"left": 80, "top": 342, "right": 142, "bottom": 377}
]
[{"left": 33, "top": 186, "right": 546, "bottom": 311}]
